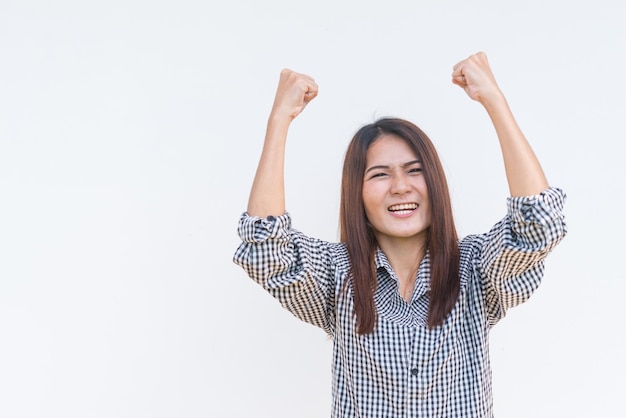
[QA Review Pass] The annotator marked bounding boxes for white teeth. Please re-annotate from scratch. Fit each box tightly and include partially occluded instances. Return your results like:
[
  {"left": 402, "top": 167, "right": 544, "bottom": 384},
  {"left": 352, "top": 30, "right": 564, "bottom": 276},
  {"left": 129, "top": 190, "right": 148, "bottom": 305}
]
[{"left": 388, "top": 203, "right": 418, "bottom": 211}]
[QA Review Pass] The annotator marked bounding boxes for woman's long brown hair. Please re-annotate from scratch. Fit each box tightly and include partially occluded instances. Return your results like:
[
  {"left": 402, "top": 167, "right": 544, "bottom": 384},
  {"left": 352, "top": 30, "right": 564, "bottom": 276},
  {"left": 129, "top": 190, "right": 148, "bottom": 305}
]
[{"left": 340, "top": 118, "right": 460, "bottom": 335}]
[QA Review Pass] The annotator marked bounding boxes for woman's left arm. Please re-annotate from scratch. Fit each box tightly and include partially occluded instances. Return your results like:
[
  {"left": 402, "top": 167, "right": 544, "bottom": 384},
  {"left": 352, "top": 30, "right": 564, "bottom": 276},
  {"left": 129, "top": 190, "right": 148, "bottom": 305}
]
[{"left": 452, "top": 52, "right": 549, "bottom": 197}]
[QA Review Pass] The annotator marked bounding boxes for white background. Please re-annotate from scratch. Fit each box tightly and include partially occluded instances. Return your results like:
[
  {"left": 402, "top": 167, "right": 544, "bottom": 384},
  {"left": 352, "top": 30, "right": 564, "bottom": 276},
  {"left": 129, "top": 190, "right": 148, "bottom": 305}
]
[{"left": 1, "top": 1, "right": 624, "bottom": 417}]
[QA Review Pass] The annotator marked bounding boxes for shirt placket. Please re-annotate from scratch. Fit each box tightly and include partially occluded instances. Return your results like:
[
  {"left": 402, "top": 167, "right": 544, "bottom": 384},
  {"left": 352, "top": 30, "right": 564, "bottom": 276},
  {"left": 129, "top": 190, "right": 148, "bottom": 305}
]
[{"left": 406, "top": 326, "right": 433, "bottom": 416}]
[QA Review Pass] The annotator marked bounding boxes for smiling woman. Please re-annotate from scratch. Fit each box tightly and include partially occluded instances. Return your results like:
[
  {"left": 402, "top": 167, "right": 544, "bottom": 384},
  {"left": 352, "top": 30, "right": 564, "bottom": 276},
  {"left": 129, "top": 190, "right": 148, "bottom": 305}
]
[
  {"left": 342, "top": 121, "right": 457, "bottom": 333},
  {"left": 363, "top": 137, "right": 431, "bottom": 244},
  {"left": 233, "top": 52, "right": 567, "bottom": 417}
]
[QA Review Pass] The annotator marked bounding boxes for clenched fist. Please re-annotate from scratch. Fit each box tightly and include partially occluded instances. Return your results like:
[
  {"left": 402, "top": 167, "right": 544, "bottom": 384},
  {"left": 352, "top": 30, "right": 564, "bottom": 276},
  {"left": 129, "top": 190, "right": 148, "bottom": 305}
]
[
  {"left": 452, "top": 52, "right": 503, "bottom": 105},
  {"left": 270, "top": 69, "right": 319, "bottom": 121}
]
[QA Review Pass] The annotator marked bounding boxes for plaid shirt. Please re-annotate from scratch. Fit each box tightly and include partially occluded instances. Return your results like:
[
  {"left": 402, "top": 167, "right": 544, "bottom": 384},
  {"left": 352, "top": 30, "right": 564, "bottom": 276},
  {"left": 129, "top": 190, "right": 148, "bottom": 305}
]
[{"left": 233, "top": 187, "right": 567, "bottom": 417}]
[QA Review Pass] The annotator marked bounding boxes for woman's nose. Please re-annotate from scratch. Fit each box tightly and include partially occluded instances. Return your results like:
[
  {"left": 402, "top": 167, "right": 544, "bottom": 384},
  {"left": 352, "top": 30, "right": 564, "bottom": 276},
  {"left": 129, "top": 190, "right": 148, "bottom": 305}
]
[{"left": 390, "top": 173, "right": 411, "bottom": 195}]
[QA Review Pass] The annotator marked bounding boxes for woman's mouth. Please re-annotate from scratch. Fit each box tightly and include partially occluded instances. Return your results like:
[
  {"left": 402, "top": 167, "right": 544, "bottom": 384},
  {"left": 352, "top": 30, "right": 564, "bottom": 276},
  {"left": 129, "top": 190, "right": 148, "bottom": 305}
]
[{"left": 388, "top": 203, "right": 418, "bottom": 216}]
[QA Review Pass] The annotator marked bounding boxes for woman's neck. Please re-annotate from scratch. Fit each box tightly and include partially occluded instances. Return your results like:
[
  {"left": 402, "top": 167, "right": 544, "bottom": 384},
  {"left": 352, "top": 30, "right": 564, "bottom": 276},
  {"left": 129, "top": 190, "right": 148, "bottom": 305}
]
[{"left": 377, "top": 235, "right": 427, "bottom": 303}]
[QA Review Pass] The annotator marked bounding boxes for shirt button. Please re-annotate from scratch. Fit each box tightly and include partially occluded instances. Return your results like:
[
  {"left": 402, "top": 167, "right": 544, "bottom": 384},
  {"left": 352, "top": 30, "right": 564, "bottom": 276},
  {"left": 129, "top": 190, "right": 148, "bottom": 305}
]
[{"left": 411, "top": 368, "right": 418, "bottom": 376}]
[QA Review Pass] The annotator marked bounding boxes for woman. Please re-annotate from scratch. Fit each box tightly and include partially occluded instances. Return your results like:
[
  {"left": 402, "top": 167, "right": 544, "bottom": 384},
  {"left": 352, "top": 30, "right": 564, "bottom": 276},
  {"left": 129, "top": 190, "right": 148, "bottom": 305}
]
[{"left": 233, "top": 52, "right": 567, "bottom": 417}]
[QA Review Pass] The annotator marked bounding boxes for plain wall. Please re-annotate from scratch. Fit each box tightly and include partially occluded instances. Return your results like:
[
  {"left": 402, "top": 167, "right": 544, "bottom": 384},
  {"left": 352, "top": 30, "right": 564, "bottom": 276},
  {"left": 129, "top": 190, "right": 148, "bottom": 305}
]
[{"left": 1, "top": 0, "right": 624, "bottom": 417}]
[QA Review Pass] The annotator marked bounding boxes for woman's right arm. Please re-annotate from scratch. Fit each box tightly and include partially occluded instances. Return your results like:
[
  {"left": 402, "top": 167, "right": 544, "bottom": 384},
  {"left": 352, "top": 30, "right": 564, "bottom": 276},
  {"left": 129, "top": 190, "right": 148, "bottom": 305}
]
[
  {"left": 247, "top": 69, "right": 318, "bottom": 217},
  {"left": 235, "top": 70, "right": 336, "bottom": 334}
]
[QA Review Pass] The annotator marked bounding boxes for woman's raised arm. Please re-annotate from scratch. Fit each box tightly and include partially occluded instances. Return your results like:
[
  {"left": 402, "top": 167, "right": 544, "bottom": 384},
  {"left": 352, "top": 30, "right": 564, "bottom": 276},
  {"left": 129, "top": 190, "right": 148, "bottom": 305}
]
[
  {"left": 246, "top": 69, "right": 318, "bottom": 217},
  {"left": 452, "top": 52, "right": 549, "bottom": 197}
]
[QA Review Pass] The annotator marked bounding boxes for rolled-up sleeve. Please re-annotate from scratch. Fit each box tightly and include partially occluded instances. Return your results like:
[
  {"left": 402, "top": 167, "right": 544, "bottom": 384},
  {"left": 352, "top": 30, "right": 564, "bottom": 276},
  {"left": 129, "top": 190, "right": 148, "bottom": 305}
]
[
  {"left": 233, "top": 212, "right": 336, "bottom": 335},
  {"left": 479, "top": 187, "right": 568, "bottom": 325}
]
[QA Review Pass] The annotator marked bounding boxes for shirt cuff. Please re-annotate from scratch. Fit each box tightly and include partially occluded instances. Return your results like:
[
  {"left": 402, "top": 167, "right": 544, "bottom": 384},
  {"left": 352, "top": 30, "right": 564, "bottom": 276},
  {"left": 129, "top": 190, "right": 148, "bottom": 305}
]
[
  {"left": 237, "top": 212, "right": 292, "bottom": 243},
  {"left": 506, "top": 187, "right": 566, "bottom": 225}
]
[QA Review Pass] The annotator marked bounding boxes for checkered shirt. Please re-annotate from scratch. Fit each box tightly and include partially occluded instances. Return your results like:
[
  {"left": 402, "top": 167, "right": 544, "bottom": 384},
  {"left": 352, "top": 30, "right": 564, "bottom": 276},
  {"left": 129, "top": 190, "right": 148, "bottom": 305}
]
[{"left": 233, "top": 187, "right": 567, "bottom": 417}]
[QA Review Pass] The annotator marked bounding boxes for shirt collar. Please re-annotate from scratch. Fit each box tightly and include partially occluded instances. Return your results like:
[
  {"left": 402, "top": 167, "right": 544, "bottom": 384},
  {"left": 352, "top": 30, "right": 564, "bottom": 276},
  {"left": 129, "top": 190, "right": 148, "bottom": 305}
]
[{"left": 374, "top": 248, "right": 431, "bottom": 295}]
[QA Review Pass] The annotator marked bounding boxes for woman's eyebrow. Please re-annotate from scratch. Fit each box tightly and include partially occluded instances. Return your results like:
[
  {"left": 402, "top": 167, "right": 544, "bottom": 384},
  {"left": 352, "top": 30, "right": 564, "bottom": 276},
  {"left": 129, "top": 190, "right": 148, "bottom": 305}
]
[
  {"left": 365, "top": 159, "right": 421, "bottom": 174},
  {"left": 365, "top": 164, "right": 390, "bottom": 174}
]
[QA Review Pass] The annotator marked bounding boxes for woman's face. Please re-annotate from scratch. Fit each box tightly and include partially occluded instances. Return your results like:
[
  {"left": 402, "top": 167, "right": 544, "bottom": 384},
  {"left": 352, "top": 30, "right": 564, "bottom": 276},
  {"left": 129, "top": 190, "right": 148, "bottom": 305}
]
[{"left": 362, "top": 134, "right": 431, "bottom": 248}]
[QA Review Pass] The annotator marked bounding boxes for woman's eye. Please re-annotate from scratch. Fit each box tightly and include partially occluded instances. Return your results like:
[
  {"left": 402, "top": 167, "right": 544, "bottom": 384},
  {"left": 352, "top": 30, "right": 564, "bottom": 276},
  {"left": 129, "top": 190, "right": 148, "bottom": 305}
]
[
  {"left": 370, "top": 172, "right": 387, "bottom": 178},
  {"left": 409, "top": 168, "right": 422, "bottom": 174}
]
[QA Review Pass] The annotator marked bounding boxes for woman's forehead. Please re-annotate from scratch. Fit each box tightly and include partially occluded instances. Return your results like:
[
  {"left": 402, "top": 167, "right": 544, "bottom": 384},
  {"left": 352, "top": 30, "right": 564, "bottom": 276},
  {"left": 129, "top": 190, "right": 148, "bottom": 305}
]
[{"left": 366, "top": 134, "right": 419, "bottom": 165}]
